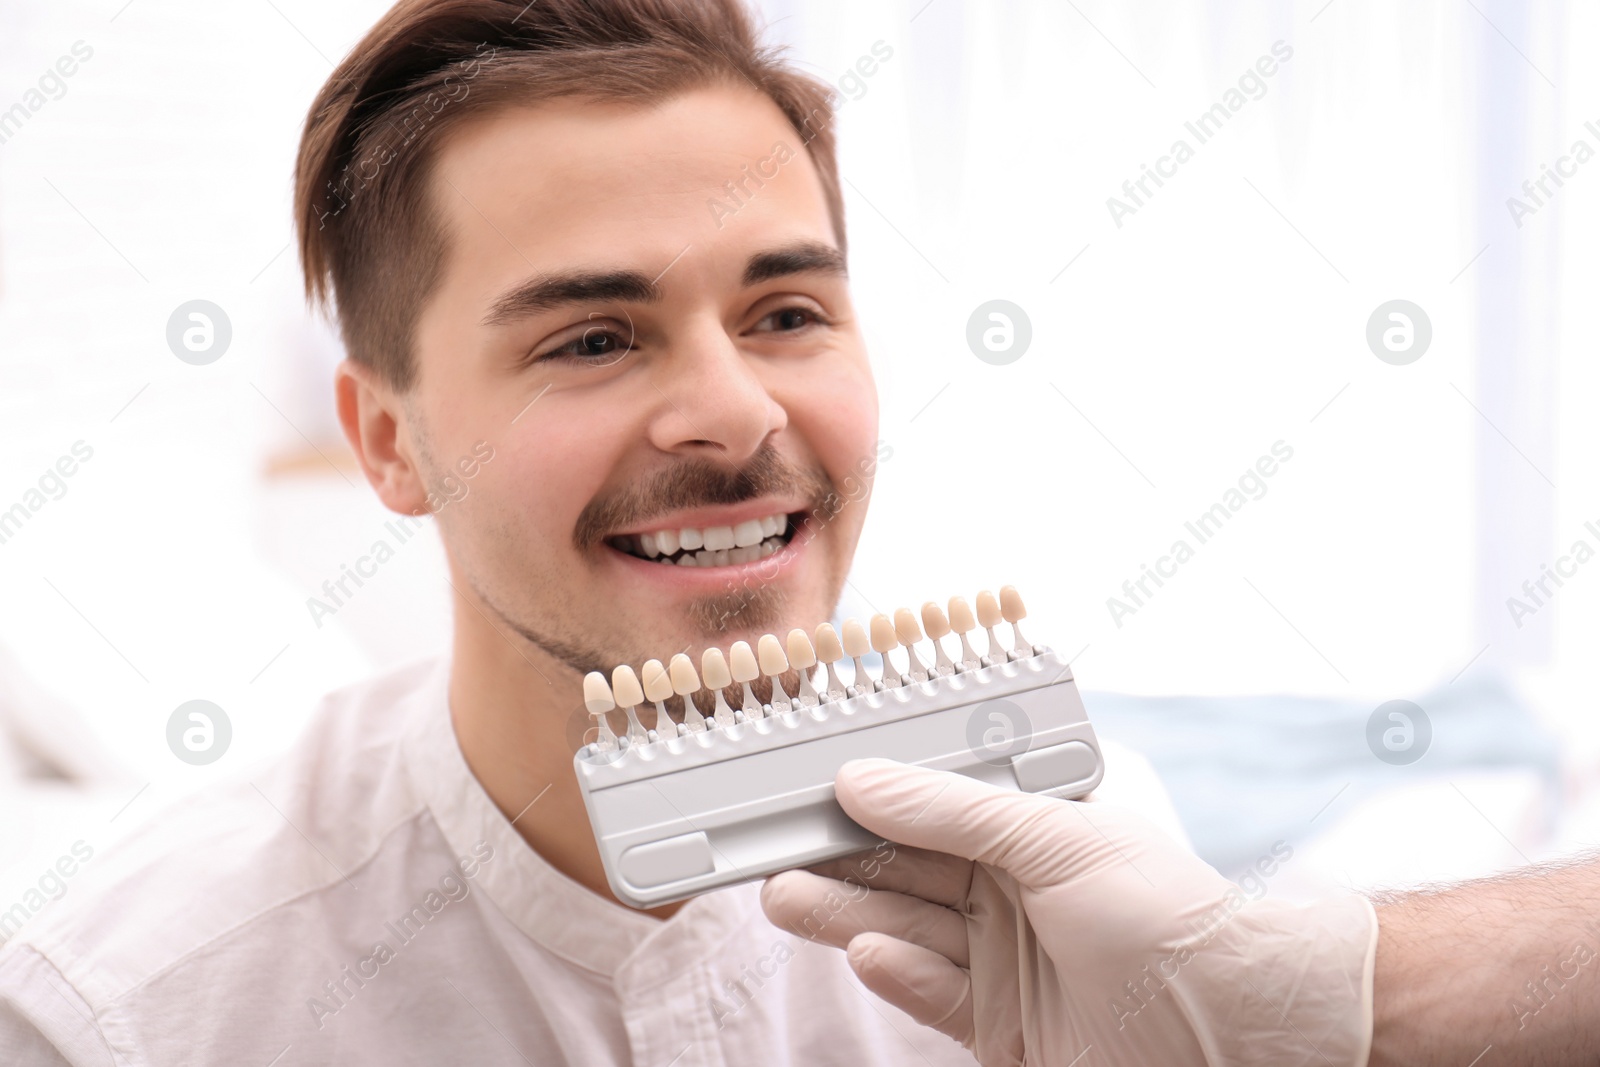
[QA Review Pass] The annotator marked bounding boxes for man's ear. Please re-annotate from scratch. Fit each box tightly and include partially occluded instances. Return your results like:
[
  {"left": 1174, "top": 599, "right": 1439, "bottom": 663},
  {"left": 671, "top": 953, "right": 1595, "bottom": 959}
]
[{"left": 335, "top": 360, "right": 431, "bottom": 517}]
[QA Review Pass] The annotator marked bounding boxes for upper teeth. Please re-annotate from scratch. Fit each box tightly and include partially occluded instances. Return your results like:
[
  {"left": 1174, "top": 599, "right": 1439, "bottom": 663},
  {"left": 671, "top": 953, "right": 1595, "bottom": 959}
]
[{"left": 629, "top": 513, "right": 789, "bottom": 561}]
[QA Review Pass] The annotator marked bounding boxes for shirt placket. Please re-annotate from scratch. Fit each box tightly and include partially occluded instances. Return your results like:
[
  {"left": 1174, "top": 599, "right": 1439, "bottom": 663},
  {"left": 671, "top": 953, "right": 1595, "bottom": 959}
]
[{"left": 617, "top": 958, "right": 733, "bottom": 1067}]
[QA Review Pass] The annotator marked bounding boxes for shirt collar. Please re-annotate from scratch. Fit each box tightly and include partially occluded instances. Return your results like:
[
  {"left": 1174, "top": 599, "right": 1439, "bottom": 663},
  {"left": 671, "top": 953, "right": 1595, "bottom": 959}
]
[{"left": 399, "top": 657, "right": 760, "bottom": 986}]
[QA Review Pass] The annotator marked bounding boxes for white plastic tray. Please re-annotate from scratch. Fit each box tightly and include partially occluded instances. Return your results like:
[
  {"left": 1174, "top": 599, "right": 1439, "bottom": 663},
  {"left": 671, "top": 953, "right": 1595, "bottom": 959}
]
[{"left": 575, "top": 648, "right": 1103, "bottom": 908}]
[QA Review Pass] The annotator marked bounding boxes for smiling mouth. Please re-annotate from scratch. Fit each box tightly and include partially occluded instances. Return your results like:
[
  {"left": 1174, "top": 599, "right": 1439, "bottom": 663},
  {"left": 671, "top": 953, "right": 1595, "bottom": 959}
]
[{"left": 607, "top": 510, "right": 800, "bottom": 567}]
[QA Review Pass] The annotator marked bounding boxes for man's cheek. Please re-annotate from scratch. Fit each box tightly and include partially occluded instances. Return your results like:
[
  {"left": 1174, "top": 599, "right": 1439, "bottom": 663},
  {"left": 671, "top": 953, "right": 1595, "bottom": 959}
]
[
  {"left": 499, "top": 430, "right": 614, "bottom": 549},
  {"left": 810, "top": 389, "right": 879, "bottom": 492}
]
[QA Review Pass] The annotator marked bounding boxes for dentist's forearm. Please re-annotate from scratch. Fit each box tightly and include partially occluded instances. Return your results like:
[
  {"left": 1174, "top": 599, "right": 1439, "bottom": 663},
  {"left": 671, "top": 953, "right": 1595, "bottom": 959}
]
[{"left": 1368, "top": 859, "right": 1600, "bottom": 1067}]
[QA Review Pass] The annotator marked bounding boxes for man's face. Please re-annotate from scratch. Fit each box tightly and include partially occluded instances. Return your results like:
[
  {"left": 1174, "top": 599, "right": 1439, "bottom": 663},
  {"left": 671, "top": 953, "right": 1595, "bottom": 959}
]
[{"left": 405, "top": 84, "right": 877, "bottom": 677}]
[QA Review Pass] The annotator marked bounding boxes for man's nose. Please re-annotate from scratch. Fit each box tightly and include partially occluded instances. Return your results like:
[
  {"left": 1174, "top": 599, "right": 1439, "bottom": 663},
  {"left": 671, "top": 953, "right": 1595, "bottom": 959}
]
[{"left": 646, "top": 320, "right": 787, "bottom": 464}]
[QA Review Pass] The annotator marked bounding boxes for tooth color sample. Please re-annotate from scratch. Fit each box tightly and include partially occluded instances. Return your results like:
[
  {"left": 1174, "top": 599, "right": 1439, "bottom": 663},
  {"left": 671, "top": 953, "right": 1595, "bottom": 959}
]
[
  {"left": 758, "top": 634, "right": 788, "bottom": 675},
  {"left": 842, "top": 619, "right": 870, "bottom": 657},
  {"left": 729, "top": 641, "right": 759, "bottom": 683},
  {"left": 786, "top": 629, "right": 816, "bottom": 669},
  {"left": 701, "top": 647, "right": 732, "bottom": 689},
  {"left": 894, "top": 607, "right": 923, "bottom": 646},
  {"left": 669, "top": 653, "right": 700, "bottom": 695},
  {"left": 583, "top": 672, "right": 614, "bottom": 713},
  {"left": 611, "top": 665, "right": 644, "bottom": 707},
  {"left": 948, "top": 596, "right": 976, "bottom": 633},
  {"left": 814, "top": 623, "right": 843, "bottom": 662},
  {"left": 976, "top": 590, "right": 1002, "bottom": 628}
]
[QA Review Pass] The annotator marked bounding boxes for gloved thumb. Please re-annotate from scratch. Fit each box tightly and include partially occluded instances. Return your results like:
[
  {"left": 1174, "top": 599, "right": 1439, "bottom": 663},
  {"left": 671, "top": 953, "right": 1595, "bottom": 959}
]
[{"left": 834, "top": 758, "right": 1108, "bottom": 890}]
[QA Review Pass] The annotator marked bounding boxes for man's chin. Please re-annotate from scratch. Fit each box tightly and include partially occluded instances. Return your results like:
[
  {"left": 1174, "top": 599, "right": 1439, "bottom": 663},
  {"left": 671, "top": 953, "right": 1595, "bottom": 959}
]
[
  {"left": 684, "top": 584, "right": 788, "bottom": 636},
  {"left": 611, "top": 578, "right": 845, "bottom": 678}
]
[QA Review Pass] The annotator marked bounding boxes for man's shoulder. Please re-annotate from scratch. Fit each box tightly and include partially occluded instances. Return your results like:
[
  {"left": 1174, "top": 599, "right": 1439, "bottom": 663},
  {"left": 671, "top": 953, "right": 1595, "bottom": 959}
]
[{"left": 1, "top": 658, "right": 448, "bottom": 1007}]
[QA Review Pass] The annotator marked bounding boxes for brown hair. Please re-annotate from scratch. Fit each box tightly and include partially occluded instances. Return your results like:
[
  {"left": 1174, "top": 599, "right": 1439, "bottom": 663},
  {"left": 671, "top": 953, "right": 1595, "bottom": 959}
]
[{"left": 294, "top": 0, "right": 846, "bottom": 390}]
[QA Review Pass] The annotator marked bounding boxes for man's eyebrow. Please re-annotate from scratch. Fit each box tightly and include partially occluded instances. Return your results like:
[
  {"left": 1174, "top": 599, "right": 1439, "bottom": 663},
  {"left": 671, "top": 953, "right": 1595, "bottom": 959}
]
[
  {"left": 481, "top": 241, "right": 846, "bottom": 328},
  {"left": 742, "top": 241, "right": 848, "bottom": 287},
  {"left": 482, "top": 270, "right": 659, "bottom": 327}
]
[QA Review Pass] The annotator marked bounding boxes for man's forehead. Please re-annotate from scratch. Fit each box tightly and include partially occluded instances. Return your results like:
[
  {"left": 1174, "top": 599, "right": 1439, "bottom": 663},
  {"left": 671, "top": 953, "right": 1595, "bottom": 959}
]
[
  {"left": 428, "top": 87, "right": 837, "bottom": 307},
  {"left": 432, "top": 87, "right": 824, "bottom": 227}
]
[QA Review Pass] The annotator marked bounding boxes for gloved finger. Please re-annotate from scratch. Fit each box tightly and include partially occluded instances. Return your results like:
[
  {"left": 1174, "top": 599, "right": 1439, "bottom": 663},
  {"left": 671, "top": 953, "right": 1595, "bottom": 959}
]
[
  {"left": 834, "top": 758, "right": 1123, "bottom": 891},
  {"left": 804, "top": 843, "right": 974, "bottom": 909},
  {"left": 760, "top": 869, "right": 970, "bottom": 967},
  {"left": 966, "top": 866, "right": 1026, "bottom": 1067},
  {"left": 846, "top": 932, "right": 975, "bottom": 1050}
]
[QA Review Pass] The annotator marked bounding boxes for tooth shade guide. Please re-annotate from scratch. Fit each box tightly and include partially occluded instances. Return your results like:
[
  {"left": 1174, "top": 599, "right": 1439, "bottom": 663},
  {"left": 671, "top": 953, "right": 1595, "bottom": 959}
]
[
  {"left": 729, "top": 641, "right": 759, "bottom": 682},
  {"left": 710, "top": 688, "right": 737, "bottom": 728},
  {"left": 975, "top": 589, "right": 1009, "bottom": 667},
  {"left": 728, "top": 641, "right": 765, "bottom": 720},
  {"left": 785, "top": 629, "right": 816, "bottom": 669},
  {"left": 813, "top": 623, "right": 847, "bottom": 701},
  {"left": 984, "top": 632, "right": 1008, "bottom": 668},
  {"left": 581, "top": 671, "right": 619, "bottom": 751},
  {"left": 701, "top": 648, "right": 732, "bottom": 688},
  {"left": 999, "top": 584, "right": 1037, "bottom": 659},
  {"left": 620, "top": 703, "right": 648, "bottom": 747},
  {"left": 589, "top": 716, "right": 617, "bottom": 752},
  {"left": 850, "top": 659, "right": 874, "bottom": 697},
  {"left": 739, "top": 671, "right": 767, "bottom": 721},
  {"left": 668, "top": 653, "right": 707, "bottom": 733},
  {"left": 868, "top": 614, "right": 903, "bottom": 689},
  {"left": 758, "top": 634, "right": 793, "bottom": 713},
  {"left": 574, "top": 590, "right": 1054, "bottom": 766},
  {"left": 947, "top": 596, "right": 982, "bottom": 672},
  {"left": 840, "top": 618, "right": 872, "bottom": 697},
  {"left": 786, "top": 630, "right": 820, "bottom": 707},
  {"left": 651, "top": 705, "right": 676, "bottom": 741},
  {"left": 574, "top": 594, "right": 1102, "bottom": 910},
  {"left": 609, "top": 665, "right": 649, "bottom": 746},
  {"left": 920, "top": 602, "right": 957, "bottom": 677},
  {"left": 947, "top": 595, "right": 976, "bottom": 634},
  {"left": 893, "top": 607, "right": 930, "bottom": 683},
  {"left": 640, "top": 659, "right": 676, "bottom": 740},
  {"left": 793, "top": 668, "right": 819, "bottom": 708},
  {"left": 698, "top": 648, "right": 737, "bottom": 728}
]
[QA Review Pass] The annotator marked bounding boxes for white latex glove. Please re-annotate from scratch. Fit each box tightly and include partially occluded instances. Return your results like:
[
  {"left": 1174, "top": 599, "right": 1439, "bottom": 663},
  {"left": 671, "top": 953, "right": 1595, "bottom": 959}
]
[{"left": 761, "top": 758, "right": 1377, "bottom": 1067}]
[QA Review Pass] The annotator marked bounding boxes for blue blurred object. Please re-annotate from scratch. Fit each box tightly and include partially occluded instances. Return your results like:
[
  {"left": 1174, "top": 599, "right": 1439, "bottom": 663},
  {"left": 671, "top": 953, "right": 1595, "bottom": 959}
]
[{"left": 1083, "top": 677, "right": 1563, "bottom": 873}]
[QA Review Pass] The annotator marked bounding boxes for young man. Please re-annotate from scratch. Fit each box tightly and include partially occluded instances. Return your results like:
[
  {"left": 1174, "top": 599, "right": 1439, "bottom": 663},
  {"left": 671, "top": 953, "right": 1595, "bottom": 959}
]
[{"left": 0, "top": 1, "right": 1178, "bottom": 1063}]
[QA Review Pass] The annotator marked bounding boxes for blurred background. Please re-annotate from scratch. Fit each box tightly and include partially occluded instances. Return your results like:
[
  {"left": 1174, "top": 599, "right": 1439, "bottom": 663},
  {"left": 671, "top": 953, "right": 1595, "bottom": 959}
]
[{"left": 0, "top": 0, "right": 1593, "bottom": 926}]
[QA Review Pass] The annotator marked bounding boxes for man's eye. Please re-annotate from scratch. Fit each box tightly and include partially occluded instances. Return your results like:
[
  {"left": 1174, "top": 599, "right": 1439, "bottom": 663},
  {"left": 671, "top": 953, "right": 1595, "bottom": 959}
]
[
  {"left": 754, "top": 306, "right": 824, "bottom": 333},
  {"left": 535, "top": 327, "right": 630, "bottom": 365}
]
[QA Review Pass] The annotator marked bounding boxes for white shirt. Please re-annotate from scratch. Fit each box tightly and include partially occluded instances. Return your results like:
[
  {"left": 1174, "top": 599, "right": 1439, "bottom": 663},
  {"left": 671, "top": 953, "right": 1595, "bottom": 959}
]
[{"left": 0, "top": 658, "right": 1182, "bottom": 1066}]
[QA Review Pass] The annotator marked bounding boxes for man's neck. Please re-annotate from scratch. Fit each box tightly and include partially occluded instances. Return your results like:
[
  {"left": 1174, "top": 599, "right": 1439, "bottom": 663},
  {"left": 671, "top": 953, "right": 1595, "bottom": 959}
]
[{"left": 446, "top": 593, "right": 686, "bottom": 921}]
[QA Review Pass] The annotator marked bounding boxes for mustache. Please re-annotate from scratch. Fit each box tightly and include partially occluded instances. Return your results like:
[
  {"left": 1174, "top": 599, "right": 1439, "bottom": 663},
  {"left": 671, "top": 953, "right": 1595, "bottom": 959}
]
[{"left": 573, "top": 445, "right": 835, "bottom": 551}]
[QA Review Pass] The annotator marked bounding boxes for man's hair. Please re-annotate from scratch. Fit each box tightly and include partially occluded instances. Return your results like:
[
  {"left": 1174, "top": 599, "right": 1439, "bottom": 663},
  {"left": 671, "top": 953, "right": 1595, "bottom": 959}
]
[{"left": 294, "top": 0, "right": 846, "bottom": 390}]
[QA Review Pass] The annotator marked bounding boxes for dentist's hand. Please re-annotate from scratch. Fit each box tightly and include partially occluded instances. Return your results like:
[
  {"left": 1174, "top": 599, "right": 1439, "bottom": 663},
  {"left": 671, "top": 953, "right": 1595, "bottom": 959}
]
[{"left": 761, "top": 759, "right": 1377, "bottom": 1067}]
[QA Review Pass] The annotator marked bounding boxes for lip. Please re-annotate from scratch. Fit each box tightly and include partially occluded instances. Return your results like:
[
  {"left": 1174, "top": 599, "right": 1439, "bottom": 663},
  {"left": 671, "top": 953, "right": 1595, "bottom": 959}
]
[
  {"left": 604, "top": 496, "right": 811, "bottom": 539},
  {"left": 604, "top": 516, "right": 810, "bottom": 585}
]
